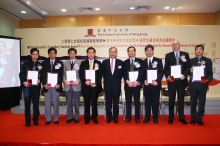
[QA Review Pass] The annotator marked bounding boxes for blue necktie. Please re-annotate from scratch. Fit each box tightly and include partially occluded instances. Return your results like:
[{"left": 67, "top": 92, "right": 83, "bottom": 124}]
[
  {"left": 32, "top": 62, "right": 36, "bottom": 71},
  {"left": 50, "top": 61, "right": 53, "bottom": 72}
]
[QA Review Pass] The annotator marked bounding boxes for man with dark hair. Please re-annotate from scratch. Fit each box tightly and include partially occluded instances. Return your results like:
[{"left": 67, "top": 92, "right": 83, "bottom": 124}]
[
  {"left": 164, "top": 40, "right": 191, "bottom": 124},
  {"left": 123, "top": 46, "right": 144, "bottom": 124},
  {"left": 19, "top": 48, "right": 42, "bottom": 127},
  {"left": 143, "top": 45, "right": 164, "bottom": 124},
  {"left": 63, "top": 48, "right": 81, "bottom": 124},
  {"left": 79, "top": 47, "right": 102, "bottom": 124},
  {"left": 189, "top": 45, "right": 213, "bottom": 126},
  {"left": 102, "top": 47, "right": 123, "bottom": 123},
  {"left": 41, "top": 47, "right": 63, "bottom": 125}
]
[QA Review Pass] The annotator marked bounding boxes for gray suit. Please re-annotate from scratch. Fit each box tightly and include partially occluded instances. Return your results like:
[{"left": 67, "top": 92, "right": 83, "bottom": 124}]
[{"left": 63, "top": 59, "right": 81, "bottom": 120}]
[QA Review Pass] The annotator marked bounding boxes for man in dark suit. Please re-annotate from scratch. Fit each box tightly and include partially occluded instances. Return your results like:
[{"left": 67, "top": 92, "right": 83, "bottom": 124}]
[
  {"left": 164, "top": 40, "right": 191, "bottom": 124},
  {"left": 102, "top": 47, "right": 123, "bottom": 124},
  {"left": 79, "top": 47, "right": 102, "bottom": 124},
  {"left": 41, "top": 48, "right": 63, "bottom": 125},
  {"left": 19, "top": 48, "right": 42, "bottom": 127},
  {"left": 143, "top": 45, "right": 164, "bottom": 124},
  {"left": 189, "top": 45, "right": 213, "bottom": 126},
  {"left": 123, "top": 46, "right": 144, "bottom": 124}
]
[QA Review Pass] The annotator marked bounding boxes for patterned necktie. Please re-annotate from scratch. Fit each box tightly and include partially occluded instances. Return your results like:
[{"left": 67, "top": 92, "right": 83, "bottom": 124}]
[
  {"left": 130, "top": 59, "right": 134, "bottom": 71},
  {"left": 198, "top": 58, "right": 201, "bottom": 66},
  {"left": 32, "top": 62, "right": 36, "bottom": 71},
  {"left": 176, "top": 52, "right": 179, "bottom": 65},
  {"left": 89, "top": 60, "right": 93, "bottom": 70},
  {"left": 50, "top": 60, "right": 53, "bottom": 72},
  {"left": 111, "top": 59, "right": 114, "bottom": 74},
  {"left": 71, "top": 61, "right": 74, "bottom": 70},
  {"left": 149, "top": 59, "right": 152, "bottom": 68}
]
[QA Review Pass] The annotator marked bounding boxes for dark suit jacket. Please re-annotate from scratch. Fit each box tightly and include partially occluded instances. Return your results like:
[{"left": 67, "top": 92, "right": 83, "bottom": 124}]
[
  {"left": 79, "top": 59, "right": 102, "bottom": 95},
  {"left": 189, "top": 56, "right": 213, "bottom": 90},
  {"left": 164, "top": 51, "right": 191, "bottom": 88},
  {"left": 143, "top": 57, "right": 164, "bottom": 90},
  {"left": 19, "top": 60, "right": 42, "bottom": 89},
  {"left": 123, "top": 57, "right": 144, "bottom": 88},
  {"left": 102, "top": 58, "right": 123, "bottom": 92},
  {"left": 41, "top": 58, "right": 63, "bottom": 92}
]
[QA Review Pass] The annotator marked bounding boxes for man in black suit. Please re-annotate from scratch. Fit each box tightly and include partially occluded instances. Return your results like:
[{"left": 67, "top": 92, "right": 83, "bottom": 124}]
[
  {"left": 189, "top": 45, "right": 213, "bottom": 126},
  {"left": 19, "top": 48, "right": 42, "bottom": 127},
  {"left": 123, "top": 46, "right": 144, "bottom": 124},
  {"left": 79, "top": 47, "right": 102, "bottom": 124},
  {"left": 164, "top": 40, "right": 191, "bottom": 124},
  {"left": 143, "top": 45, "right": 164, "bottom": 124},
  {"left": 41, "top": 48, "right": 63, "bottom": 125},
  {"left": 102, "top": 47, "right": 123, "bottom": 124}
]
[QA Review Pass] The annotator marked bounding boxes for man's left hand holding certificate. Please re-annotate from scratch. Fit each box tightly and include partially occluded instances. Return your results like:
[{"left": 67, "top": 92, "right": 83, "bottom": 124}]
[
  {"left": 46, "top": 73, "right": 58, "bottom": 89},
  {"left": 27, "top": 71, "right": 39, "bottom": 86}
]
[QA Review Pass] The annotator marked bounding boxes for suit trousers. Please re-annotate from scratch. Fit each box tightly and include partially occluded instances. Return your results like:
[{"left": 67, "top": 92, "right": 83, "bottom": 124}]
[
  {"left": 125, "top": 86, "right": 141, "bottom": 120},
  {"left": 190, "top": 89, "right": 207, "bottom": 121},
  {"left": 65, "top": 87, "right": 80, "bottom": 120},
  {"left": 44, "top": 88, "right": 60, "bottom": 122}
]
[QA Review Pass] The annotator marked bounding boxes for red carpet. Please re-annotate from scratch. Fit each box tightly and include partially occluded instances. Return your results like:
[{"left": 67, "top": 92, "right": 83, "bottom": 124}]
[{"left": 0, "top": 110, "right": 220, "bottom": 146}]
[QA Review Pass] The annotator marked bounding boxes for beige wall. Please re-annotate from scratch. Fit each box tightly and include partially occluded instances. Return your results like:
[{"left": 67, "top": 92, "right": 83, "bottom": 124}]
[{"left": 0, "top": 11, "right": 19, "bottom": 36}]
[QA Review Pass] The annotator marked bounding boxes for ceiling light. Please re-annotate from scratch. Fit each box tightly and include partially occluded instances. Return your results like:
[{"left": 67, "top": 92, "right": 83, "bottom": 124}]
[
  {"left": 95, "top": 8, "right": 100, "bottom": 11},
  {"left": 164, "top": 6, "right": 170, "bottom": 9},
  {"left": 21, "top": 11, "right": 26, "bottom": 13},
  {"left": 26, "top": 2, "right": 30, "bottom": 5},
  {"left": 172, "top": 7, "right": 177, "bottom": 11},
  {"left": 61, "top": 9, "right": 66, "bottom": 12},
  {"left": 130, "top": 7, "right": 135, "bottom": 10},
  {"left": 136, "top": 6, "right": 150, "bottom": 11}
]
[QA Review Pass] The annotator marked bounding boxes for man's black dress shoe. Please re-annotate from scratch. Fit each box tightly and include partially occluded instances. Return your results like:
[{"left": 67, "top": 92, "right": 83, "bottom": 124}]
[
  {"left": 153, "top": 119, "right": 158, "bottom": 124},
  {"left": 190, "top": 120, "right": 196, "bottom": 124},
  {"left": 143, "top": 118, "right": 150, "bottom": 123},
  {"left": 113, "top": 120, "right": 118, "bottom": 124},
  {"left": 135, "top": 119, "right": 140, "bottom": 124},
  {"left": 84, "top": 121, "right": 89, "bottom": 124},
  {"left": 179, "top": 119, "right": 188, "bottom": 124},
  {"left": 74, "top": 119, "right": 79, "bottom": 123},
  {"left": 34, "top": 121, "right": 39, "bottom": 126},
  {"left": 92, "top": 119, "right": 99, "bottom": 124},
  {"left": 197, "top": 120, "right": 204, "bottom": 126},
  {"left": 25, "top": 123, "right": 30, "bottom": 127},
  {"left": 125, "top": 118, "right": 131, "bottom": 123},
  {"left": 168, "top": 119, "right": 173, "bottom": 124},
  {"left": 106, "top": 119, "right": 111, "bottom": 123},
  {"left": 45, "top": 121, "right": 52, "bottom": 125},
  {"left": 66, "top": 119, "right": 73, "bottom": 124},
  {"left": 54, "top": 121, "right": 59, "bottom": 124}
]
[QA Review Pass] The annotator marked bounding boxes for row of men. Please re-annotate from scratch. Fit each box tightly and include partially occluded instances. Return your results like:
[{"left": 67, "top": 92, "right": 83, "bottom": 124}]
[{"left": 19, "top": 39, "right": 213, "bottom": 127}]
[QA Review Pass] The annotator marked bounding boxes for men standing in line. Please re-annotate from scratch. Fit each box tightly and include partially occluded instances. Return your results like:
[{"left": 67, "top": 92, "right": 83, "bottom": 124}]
[
  {"left": 41, "top": 48, "right": 63, "bottom": 125},
  {"left": 19, "top": 48, "right": 42, "bottom": 127},
  {"left": 63, "top": 48, "right": 81, "bottom": 124},
  {"left": 79, "top": 47, "right": 102, "bottom": 124},
  {"left": 143, "top": 45, "right": 164, "bottom": 124},
  {"left": 189, "top": 45, "right": 213, "bottom": 126},
  {"left": 123, "top": 46, "right": 144, "bottom": 124},
  {"left": 164, "top": 40, "right": 191, "bottom": 124},
  {"left": 102, "top": 47, "right": 123, "bottom": 123}
]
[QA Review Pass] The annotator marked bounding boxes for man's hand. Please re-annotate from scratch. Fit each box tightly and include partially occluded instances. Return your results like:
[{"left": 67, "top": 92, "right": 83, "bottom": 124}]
[
  {"left": 44, "top": 84, "right": 50, "bottom": 89},
  {"left": 144, "top": 81, "right": 149, "bottom": 86},
  {"left": 55, "top": 84, "right": 60, "bottom": 89},
  {"left": 85, "top": 80, "right": 91, "bottom": 86},
  {"left": 73, "top": 80, "right": 80, "bottom": 86},
  {"left": 152, "top": 80, "right": 158, "bottom": 86},
  {"left": 23, "top": 82, "right": 29, "bottom": 87},
  {"left": 126, "top": 80, "right": 133, "bottom": 87},
  {"left": 37, "top": 79, "right": 40, "bottom": 84},
  {"left": 91, "top": 83, "right": 96, "bottom": 88},
  {"left": 132, "top": 81, "right": 138, "bottom": 87},
  {"left": 64, "top": 80, "right": 69, "bottom": 86},
  {"left": 180, "top": 74, "right": 185, "bottom": 80},
  {"left": 190, "top": 68, "right": 194, "bottom": 72}
]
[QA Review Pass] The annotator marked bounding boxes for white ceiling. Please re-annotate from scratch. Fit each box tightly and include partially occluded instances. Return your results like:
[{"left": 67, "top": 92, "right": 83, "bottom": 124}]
[{"left": 0, "top": 0, "right": 220, "bottom": 20}]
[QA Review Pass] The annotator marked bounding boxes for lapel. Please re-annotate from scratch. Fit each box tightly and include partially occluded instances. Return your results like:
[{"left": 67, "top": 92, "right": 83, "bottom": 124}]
[
  {"left": 67, "top": 60, "right": 71, "bottom": 70},
  {"left": 126, "top": 59, "right": 131, "bottom": 71},
  {"left": 86, "top": 59, "right": 90, "bottom": 70},
  {"left": 107, "top": 58, "right": 111, "bottom": 73}
]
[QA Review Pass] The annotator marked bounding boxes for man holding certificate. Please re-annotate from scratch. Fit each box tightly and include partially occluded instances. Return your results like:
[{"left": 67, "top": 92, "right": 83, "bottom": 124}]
[
  {"left": 41, "top": 48, "right": 63, "bottom": 125},
  {"left": 189, "top": 45, "right": 213, "bottom": 126},
  {"left": 143, "top": 45, "right": 164, "bottom": 124},
  {"left": 19, "top": 48, "right": 42, "bottom": 127},
  {"left": 164, "top": 40, "right": 191, "bottom": 124},
  {"left": 79, "top": 47, "right": 102, "bottom": 124},
  {"left": 63, "top": 48, "right": 81, "bottom": 124},
  {"left": 102, "top": 47, "right": 123, "bottom": 124},
  {"left": 123, "top": 46, "right": 144, "bottom": 124}
]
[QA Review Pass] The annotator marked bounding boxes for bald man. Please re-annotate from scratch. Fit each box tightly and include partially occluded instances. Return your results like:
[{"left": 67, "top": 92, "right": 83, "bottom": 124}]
[{"left": 164, "top": 40, "right": 191, "bottom": 124}]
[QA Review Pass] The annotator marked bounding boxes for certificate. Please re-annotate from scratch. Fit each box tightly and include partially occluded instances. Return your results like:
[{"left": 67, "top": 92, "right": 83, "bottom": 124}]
[
  {"left": 47, "top": 73, "right": 58, "bottom": 87},
  {"left": 129, "top": 71, "right": 138, "bottom": 82},
  {"left": 85, "top": 70, "right": 96, "bottom": 83},
  {"left": 27, "top": 71, "right": 38, "bottom": 85},
  {"left": 146, "top": 69, "right": 157, "bottom": 83},
  {"left": 66, "top": 70, "right": 76, "bottom": 82},
  {"left": 192, "top": 66, "right": 204, "bottom": 81},
  {"left": 170, "top": 65, "right": 182, "bottom": 78}
]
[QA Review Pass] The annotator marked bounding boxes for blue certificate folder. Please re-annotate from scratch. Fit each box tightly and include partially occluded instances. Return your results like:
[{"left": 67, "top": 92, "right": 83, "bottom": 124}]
[{"left": 23, "top": 87, "right": 29, "bottom": 98}]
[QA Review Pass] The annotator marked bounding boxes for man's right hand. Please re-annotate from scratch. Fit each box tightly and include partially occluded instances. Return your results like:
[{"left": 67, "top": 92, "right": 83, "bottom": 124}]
[
  {"left": 23, "top": 82, "right": 29, "bottom": 87},
  {"left": 126, "top": 80, "right": 133, "bottom": 88},
  {"left": 44, "top": 84, "right": 50, "bottom": 89},
  {"left": 190, "top": 68, "right": 194, "bottom": 72},
  {"left": 85, "top": 80, "right": 91, "bottom": 86},
  {"left": 64, "top": 80, "right": 69, "bottom": 86}
]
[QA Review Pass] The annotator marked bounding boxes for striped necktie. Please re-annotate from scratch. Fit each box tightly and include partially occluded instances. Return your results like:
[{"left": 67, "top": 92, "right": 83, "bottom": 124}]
[{"left": 176, "top": 52, "right": 179, "bottom": 65}]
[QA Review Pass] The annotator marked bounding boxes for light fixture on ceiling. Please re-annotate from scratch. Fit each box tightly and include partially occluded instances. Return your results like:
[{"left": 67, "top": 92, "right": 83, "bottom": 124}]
[
  {"left": 136, "top": 6, "right": 150, "bottom": 11},
  {"left": 79, "top": 7, "right": 93, "bottom": 13},
  {"left": 95, "top": 8, "right": 100, "bottom": 11},
  {"left": 130, "top": 7, "right": 135, "bottom": 10},
  {"left": 61, "top": 9, "right": 66, "bottom": 12},
  {"left": 21, "top": 11, "right": 26, "bottom": 13},
  {"left": 26, "top": 1, "right": 30, "bottom": 5},
  {"left": 164, "top": 6, "right": 170, "bottom": 10},
  {"left": 172, "top": 7, "right": 177, "bottom": 11}
]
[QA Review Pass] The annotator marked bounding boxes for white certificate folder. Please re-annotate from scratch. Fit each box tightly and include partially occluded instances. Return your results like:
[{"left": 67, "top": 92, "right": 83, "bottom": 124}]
[
  {"left": 66, "top": 70, "right": 76, "bottom": 82},
  {"left": 47, "top": 73, "right": 58, "bottom": 87},
  {"left": 85, "top": 70, "right": 96, "bottom": 84},
  {"left": 146, "top": 69, "right": 157, "bottom": 83},
  {"left": 27, "top": 71, "right": 39, "bottom": 85},
  {"left": 170, "top": 65, "right": 182, "bottom": 78},
  {"left": 129, "top": 71, "right": 138, "bottom": 82},
  {"left": 192, "top": 66, "right": 204, "bottom": 81}
]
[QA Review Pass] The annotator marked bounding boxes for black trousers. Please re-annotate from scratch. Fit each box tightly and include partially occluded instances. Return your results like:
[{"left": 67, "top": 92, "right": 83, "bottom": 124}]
[
  {"left": 105, "top": 87, "right": 120, "bottom": 121},
  {"left": 125, "top": 86, "right": 140, "bottom": 120},
  {"left": 190, "top": 89, "right": 207, "bottom": 121},
  {"left": 83, "top": 86, "right": 98, "bottom": 122},
  {"left": 24, "top": 86, "right": 40, "bottom": 123},
  {"left": 144, "top": 89, "right": 160, "bottom": 120},
  {"left": 168, "top": 81, "right": 185, "bottom": 120}
]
